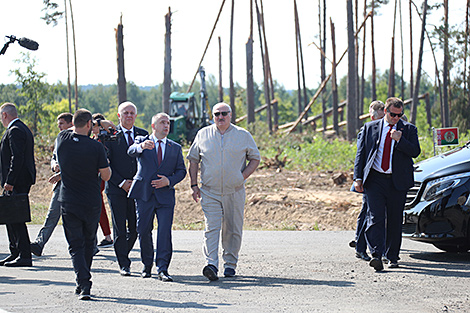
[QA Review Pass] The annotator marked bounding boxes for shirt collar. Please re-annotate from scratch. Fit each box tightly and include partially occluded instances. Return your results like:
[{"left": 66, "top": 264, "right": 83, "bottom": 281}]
[
  {"left": 121, "top": 125, "right": 133, "bottom": 134},
  {"left": 7, "top": 118, "right": 19, "bottom": 129},
  {"left": 152, "top": 135, "right": 167, "bottom": 145}
]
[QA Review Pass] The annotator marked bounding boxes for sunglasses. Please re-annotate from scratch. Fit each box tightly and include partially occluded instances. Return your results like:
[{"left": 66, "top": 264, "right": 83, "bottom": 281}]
[
  {"left": 388, "top": 111, "right": 404, "bottom": 118},
  {"left": 214, "top": 111, "right": 230, "bottom": 117}
]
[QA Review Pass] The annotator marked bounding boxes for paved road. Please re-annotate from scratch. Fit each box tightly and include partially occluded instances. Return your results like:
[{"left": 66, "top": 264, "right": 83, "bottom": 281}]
[{"left": 0, "top": 225, "right": 469, "bottom": 312}]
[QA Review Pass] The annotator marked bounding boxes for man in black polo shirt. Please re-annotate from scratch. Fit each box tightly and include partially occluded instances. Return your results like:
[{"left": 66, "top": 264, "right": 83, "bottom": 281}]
[{"left": 56, "top": 109, "right": 111, "bottom": 300}]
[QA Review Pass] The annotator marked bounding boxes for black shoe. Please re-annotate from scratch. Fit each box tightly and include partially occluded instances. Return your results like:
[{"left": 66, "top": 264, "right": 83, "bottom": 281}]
[
  {"left": 224, "top": 268, "right": 236, "bottom": 277},
  {"left": 75, "top": 286, "right": 81, "bottom": 295},
  {"left": 355, "top": 251, "right": 371, "bottom": 261},
  {"left": 349, "top": 240, "right": 356, "bottom": 248},
  {"left": 158, "top": 271, "right": 173, "bottom": 282},
  {"left": 78, "top": 289, "right": 91, "bottom": 300},
  {"left": 120, "top": 266, "right": 131, "bottom": 276},
  {"left": 97, "top": 238, "right": 113, "bottom": 248},
  {"left": 4, "top": 258, "right": 32, "bottom": 267},
  {"left": 388, "top": 261, "right": 399, "bottom": 268},
  {"left": 369, "top": 257, "right": 384, "bottom": 271},
  {"left": 141, "top": 266, "right": 152, "bottom": 278},
  {"left": 203, "top": 264, "right": 219, "bottom": 281},
  {"left": 30, "top": 243, "right": 43, "bottom": 257},
  {"left": 0, "top": 254, "right": 18, "bottom": 266}
]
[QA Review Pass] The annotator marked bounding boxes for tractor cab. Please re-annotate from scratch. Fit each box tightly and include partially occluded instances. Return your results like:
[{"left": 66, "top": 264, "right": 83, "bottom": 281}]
[{"left": 168, "top": 91, "right": 202, "bottom": 143}]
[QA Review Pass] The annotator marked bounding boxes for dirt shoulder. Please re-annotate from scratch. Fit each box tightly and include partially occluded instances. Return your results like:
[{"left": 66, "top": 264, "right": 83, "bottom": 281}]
[{"left": 29, "top": 159, "right": 362, "bottom": 231}]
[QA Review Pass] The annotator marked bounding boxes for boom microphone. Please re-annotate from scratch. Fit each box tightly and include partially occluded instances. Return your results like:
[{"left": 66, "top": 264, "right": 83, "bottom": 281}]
[{"left": 18, "top": 37, "right": 39, "bottom": 51}]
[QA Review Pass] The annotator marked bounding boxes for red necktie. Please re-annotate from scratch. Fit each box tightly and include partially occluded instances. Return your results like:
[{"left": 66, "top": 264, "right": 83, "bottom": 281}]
[
  {"left": 126, "top": 131, "right": 134, "bottom": 146},
  {"left": 381, "top": 127, "right": 392, "bottom": 172},
  {"left": 157, "top": 140, "right": 162, "bottom": 166}
]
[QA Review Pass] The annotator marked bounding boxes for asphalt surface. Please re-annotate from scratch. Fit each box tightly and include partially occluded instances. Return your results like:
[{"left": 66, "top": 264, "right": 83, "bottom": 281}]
[{"left": 0, "top": 225, "right": 469, "bottom": 312}]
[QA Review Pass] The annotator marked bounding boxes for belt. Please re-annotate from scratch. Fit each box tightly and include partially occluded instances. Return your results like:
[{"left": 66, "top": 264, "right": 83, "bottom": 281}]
[{"left": 370, "top": 169, "right": 392, "bottom": 178}]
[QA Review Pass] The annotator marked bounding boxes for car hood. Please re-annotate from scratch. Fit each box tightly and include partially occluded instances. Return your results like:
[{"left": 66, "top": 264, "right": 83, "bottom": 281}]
[{"left": 413, "top": 143, "right": 470, "bottom": 182}]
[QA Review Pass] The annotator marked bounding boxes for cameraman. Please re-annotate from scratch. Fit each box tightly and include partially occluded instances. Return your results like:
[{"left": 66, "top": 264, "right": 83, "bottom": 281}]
[
  {"left": 91, "top": 113, "right": 113, "bottom": 248},
  {"left": 56, "top": 109, "right": 111, "bottom": 300}
]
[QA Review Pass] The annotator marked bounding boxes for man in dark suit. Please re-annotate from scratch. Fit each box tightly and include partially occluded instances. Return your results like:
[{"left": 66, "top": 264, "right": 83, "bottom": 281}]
[
  {"left": 128, "top": 113, "right": 186, "bottom": 281},
  {"left": 0, "top": 103, "right": 36, "bottom": 267},
  {"left": 105, "top": 101, "right": 148, "bottom": 276},
  {"left": 354, "top": 97, "right": 420, "bottom": 271}
]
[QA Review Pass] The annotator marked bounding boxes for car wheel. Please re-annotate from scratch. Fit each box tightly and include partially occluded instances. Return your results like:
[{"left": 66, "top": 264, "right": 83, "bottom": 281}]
[{"left": 432, "top": 243, "right": 470, "bottom": 253}]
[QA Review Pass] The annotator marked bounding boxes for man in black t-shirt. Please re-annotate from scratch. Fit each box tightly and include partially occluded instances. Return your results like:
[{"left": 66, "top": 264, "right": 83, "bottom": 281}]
[{"left": 56, "top": 109, "right": 111, "bottom": 300}]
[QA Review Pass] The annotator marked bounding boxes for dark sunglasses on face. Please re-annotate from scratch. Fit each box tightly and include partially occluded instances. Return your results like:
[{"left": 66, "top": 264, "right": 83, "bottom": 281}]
[
  {"left": 214, "top": 111, "right": 230, "bottom": 117},
  {"left": 388, "top": 111, "right": 404, "bottom": 118}
]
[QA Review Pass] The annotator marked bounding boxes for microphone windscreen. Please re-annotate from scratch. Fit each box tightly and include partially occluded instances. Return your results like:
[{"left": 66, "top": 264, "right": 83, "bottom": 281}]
[{"left": 18, "top": 37, "right": 39, "bottom": 51}]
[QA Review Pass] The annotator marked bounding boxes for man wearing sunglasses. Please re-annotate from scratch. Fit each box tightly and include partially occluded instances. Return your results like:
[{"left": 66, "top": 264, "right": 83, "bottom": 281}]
[
  {"left": 187, "top": 102, "right": 260, "bottom": 281},
  {"left": 353, "top": 97, "right": 420, "bottom": 271}
]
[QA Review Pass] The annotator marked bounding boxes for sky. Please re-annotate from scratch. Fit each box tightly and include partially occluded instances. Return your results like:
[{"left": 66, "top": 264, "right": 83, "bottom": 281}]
[{"left": 0, "top": 1, "right": 467, "bottom": 91}]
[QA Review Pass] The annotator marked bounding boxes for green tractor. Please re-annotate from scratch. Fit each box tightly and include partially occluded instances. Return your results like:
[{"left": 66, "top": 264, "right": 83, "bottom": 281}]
[{"left": 167, "top": 66, "right": 210, "bottom": 143}]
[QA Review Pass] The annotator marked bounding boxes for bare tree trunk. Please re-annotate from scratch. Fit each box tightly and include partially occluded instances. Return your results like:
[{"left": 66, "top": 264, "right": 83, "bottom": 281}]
[
  {"left": 330, "top": 18, "right": 339, "bottom": 135},
  {"left": 295, "top": 1, "right": 308, "bottom": 122},
  {"left": 347, "top": 0, "right": 357, "bottom": 140},
  {"left": 442, "top": 0, "right": 450, "bottom": 127},
  {"left": 69, "top": 0, "right": 78, "bottom": 109},
  {"left": 246, "top": 0, "right": 255, "bottom": 125},
  {"left": 229, "top": 0, "right": 236, "bottom": 122},
  {"left": 388, "top": 36, "right": 395, "bottom": 97},
  {"left": 256, "top": 0, "right": 272, "bottom": 133},
  {"left": 388, "top": 0, "right": 397, "bottom": 98},
  {"left": 466, "top": 0, "right": 470, "bottom": 104},
  {"left": 64, "top": 0, "right": 72, "bottom": 112},
  {"left": 409, "top": 0, "right": 414, "bottom": 99},
  {"left": 399, "top": 0, "right": 405, "bottom": 99},
  {"left": 116, "top": 14, "right": 127, "bottom": 106},
  {"left": 162, "top": 8, "right": 171, "bottom": 113},
  {"left": 218, "top": 37, "right": 224, "bottom": 102},
  {"left": 359, "top": 0, "right": 367, "bottom": 117},
  {"left": 410, "top": 0, "right": 428, "bottom": 124},
  {"left": 294, "top": 0, "right": 302, "bottom": 133},
  {"left": 319, "top": 0, "right": 327, "bottom": 131},
  {"left": 371, "top": 0, "right": 377, "bottom": 100},
  {"left": 354, "top": 0, "right": 360, "bottom": 128}
]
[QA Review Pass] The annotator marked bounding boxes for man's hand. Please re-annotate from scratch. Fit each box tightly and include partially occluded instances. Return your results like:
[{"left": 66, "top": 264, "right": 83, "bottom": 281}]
[
  {"left": 53, "top": 164, "right": 60, "bottom": 173},
  {"left": 121, "top": 179, "right": 133, "bottom": 193},
  {"left": 48, "top": 173, "right": 61, "bottom": 184},
  {"left": 99, "top": 120, "right": 117, "bottom": 131},
  {"left": 354, "top": 180, "right": 364, "bottom": 193},
  {"left": 151, "top": 175, "right": 169, "bottom": 189},
  {"left": 141, "top": 140, "right": 155, "bottom": 150},
  {"left": 3, "top": 184, "right": 13, "bottom": 192},
  {"left": 191, "top": 186, "right": 201, "bottom": 203},
  {"left": 390, "top": 129, "right": 402, "bottom": 141}
]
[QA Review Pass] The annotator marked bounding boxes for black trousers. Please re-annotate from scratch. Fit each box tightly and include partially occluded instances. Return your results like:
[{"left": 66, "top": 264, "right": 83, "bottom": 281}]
[
  {"left": 364, "top": 170, "right": 407, "bottom": 262},
  {"left": 107, "top": 193, "right": 137, "bottom": 268},
  {"left": 6, "top": 185, "right": 31, "bottom": 260},
  {"left": 61, "top": 203, "right": 100, "bottom": 290}
]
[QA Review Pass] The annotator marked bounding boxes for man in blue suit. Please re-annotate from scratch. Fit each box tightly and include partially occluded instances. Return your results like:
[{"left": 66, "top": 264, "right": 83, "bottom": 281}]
[
  {"left": 105, "top": 101, "right": 148, "bottom": 276},
  {"left": 354, "top": 97, "right": 420, "bottom": 271},
  {"left": 128, "top": 113, "right": 186, "bottom": 281}
]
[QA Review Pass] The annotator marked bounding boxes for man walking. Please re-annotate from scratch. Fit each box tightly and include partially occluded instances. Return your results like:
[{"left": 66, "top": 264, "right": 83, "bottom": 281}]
[
  {"left": 56, "top": 109, "right": 111, "bottom": 300},
  {"left": 30, "top": 112, "right": 73, "bottom": 257},
  {"left": 105, "top": 101, "right": 148, "bottom": 276},
  {"left": 351, "top": 101, "right": 385, "bottom": 261},
  {"left": 0, "top": 103, "right": 36, "bottom": 267},
  {"left": 188, "top": 102, "right": 260, "bottom": 281},
  {"left": 128, "top": 113, "right": 186, "bottom": 281},
  {"left": 354, "top": 97, "right": 420, "bottom": 271}
]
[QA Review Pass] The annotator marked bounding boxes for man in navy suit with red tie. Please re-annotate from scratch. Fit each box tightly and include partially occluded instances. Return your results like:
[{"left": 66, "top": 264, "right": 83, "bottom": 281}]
[
  {"left": 128, "top": 113, "right": 186, "bottom": 281},
  {"left": 354, "top": 97, "right": 420, "bottom": 271}
]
